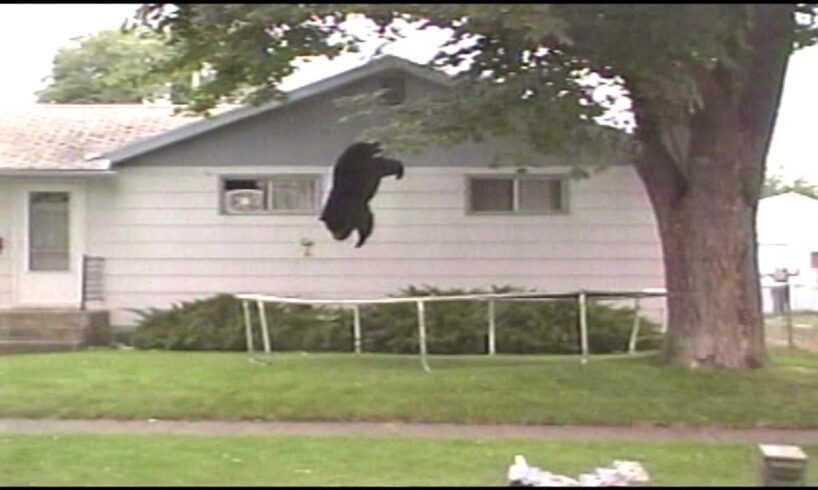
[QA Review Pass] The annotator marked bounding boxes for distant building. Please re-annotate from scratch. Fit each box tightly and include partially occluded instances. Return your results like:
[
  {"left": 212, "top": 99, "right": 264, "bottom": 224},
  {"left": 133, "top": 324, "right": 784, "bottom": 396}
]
[{"left": 757, "top": 191, "right": 818, "bottom": 312}]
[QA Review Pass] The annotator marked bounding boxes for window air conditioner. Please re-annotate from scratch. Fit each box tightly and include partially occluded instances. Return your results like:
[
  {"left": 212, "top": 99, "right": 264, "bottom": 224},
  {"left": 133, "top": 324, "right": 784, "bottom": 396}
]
[{"left": 225, "top": 189, "right": 265, "bottom": 213}]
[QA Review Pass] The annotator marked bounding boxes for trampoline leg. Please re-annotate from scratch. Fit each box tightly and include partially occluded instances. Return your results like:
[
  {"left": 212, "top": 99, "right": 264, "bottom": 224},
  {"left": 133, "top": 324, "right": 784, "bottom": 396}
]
[
  {"left": 578, "top": 292, "right": 589, "bottom": 365},
  {"left": 353, "top": 305, "right": 362, "bottom": 354},
  {"left": 487, "top": 300, "right": 496, "bottom": 356},
  {"left": 242, "top": 300, "right": 255, "bottom": 353},
  {"left": 628, "top": 297, "right": 642, "bottom": 354},
  {"left": 417, "top": 300, "right": 431, "bottom": 372},
  {"left": 258, "top": 300, "right": 272, "bottom": 354}
]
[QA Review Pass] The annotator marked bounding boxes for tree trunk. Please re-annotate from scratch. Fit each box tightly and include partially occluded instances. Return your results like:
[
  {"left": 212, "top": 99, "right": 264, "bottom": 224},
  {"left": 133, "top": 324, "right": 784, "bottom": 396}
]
[
  {"left": 629, "top": 5, "right": 794, "bottom": 369},
  {"left": 649, "top": 153, "right": 766, "bottom": 369},
  {"left": 633, "top": 112, "right": 768, "bottom": 369}
]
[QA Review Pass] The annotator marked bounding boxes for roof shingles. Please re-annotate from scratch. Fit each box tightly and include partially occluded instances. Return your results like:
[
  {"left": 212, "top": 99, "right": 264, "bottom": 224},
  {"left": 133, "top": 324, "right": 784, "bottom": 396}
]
[{"left": 0, "top": 105, "right": 201, "bottom": 170}]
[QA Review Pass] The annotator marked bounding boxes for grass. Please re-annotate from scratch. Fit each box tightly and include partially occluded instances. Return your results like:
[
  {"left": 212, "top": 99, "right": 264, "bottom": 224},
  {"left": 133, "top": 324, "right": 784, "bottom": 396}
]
[
  {"left": 1, "top": 434, "right": 816, "bottom": 486},
  {"left": 1, "top": 348, "right": 817, "bottom": 428}
]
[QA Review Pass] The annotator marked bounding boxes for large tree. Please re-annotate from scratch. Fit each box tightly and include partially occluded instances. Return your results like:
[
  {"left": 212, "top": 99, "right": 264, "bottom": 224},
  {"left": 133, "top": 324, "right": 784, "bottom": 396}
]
[
  {"left": 134, "top": 4, "right": 818, "bottom": 369},
  {"left": 37, "top": 28, "right": 192, "bottom": 104}
]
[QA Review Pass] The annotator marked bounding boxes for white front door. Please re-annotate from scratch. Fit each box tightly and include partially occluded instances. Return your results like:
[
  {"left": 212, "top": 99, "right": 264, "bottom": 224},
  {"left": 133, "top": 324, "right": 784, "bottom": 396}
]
[{"left": 16, "top": 184, "right": 86, "bottom": 307}]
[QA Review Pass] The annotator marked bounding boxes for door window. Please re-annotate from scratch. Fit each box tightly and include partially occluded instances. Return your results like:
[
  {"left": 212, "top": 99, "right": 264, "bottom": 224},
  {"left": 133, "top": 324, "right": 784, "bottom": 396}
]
[{"left": 29, "top": 192, "right": 70, "bottom": 271}]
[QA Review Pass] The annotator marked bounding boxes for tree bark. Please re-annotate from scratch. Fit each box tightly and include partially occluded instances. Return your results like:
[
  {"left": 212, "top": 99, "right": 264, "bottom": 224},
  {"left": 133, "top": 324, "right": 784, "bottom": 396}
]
[
  {"left": 630, "top": 5, "right": 794, "bottom": 369},
  {"left": 643, "top": 141, "right": 766, "bottom": 369}
]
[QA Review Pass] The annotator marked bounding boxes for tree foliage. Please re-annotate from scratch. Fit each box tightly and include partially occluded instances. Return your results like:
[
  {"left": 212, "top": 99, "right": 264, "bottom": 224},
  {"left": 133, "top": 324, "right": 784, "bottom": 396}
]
[
  {"left": 762, "top": 175, "right": 818, "bottom": 199},
  {"left": 37, "top": 28, "right": 192, "bottom": 104},
  {"left": 132, "top": 4, "right": 816, "bottom": 164}
]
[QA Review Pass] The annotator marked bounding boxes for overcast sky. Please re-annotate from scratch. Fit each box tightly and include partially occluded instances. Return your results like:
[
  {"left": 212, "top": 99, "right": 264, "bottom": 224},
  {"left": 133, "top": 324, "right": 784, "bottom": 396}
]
[{"left": 1, "top": 3, "right": 815, "bottom": 182}]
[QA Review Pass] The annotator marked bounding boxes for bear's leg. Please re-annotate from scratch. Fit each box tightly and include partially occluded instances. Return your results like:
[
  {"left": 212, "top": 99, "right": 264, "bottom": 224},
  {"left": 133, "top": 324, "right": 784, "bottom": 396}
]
[
  {"left": 355, "top": 207, "right": 375, "bottom": 248},
  {"left": 379, "top": 157, "right": 404, "bottom": 180}
]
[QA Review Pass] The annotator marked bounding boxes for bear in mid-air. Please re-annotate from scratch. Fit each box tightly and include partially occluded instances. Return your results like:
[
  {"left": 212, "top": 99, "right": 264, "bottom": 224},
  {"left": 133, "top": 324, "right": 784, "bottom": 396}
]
[{"left": 319, "top": 142, "right": 404, "bottom": 248}]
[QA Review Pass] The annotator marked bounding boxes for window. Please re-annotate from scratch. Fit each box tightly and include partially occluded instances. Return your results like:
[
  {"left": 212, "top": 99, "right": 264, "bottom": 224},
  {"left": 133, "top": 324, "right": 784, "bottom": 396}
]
[
  {"left": 29, "top": 192, "right": 70, "bottom": 271},
  {"left": 221, "top": 175, "right": 322, "bottom": 214},
  {"left": 811, "top": 252, "right": 818, "bottom": 268},
  {"left": 379, "top": 76, "right": 406, "bottom": 105},
  {"left": 467, "top": 175, "right": 567, "bottom": 214}
]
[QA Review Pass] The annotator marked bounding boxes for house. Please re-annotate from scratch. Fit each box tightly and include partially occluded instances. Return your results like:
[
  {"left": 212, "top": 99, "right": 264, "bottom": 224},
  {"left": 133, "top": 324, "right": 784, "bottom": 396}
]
[
  {"left": 0, "top": 55, "right": 667, "bottom": 347},
  {"left": 757, "top": 191, "right": 818, "bottom": 312}
]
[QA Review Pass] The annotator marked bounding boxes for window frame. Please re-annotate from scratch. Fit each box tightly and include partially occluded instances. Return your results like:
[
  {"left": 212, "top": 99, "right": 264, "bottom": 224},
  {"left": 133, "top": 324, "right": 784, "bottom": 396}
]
[
  {"left": 218, "top": 173, "right": 325, "bottom": 215},
  {"left": 464, "top": 174, "right": 570, "bottom": 216}
]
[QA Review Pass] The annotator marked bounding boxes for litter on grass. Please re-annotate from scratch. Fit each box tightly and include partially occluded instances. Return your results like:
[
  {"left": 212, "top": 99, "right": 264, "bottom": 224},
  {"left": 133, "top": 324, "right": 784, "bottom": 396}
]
[{"left": 508, "top": 455, "right": 649, "bottom": 487}]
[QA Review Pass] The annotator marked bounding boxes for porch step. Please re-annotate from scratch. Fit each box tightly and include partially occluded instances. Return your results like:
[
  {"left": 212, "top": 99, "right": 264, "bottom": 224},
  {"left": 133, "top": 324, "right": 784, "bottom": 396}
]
[
  {"left": 0, "top": 309, "right": 111, "bottom": 354},
  {"left": 0, "top": 340, "right": 82, "bottom": 354}
]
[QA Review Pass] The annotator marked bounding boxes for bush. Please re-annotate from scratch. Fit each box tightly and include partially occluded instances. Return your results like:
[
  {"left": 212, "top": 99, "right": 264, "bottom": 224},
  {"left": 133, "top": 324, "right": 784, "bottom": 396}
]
[
  {"left": 131, "top": 287, "right": 663, "bottom": 354},
  {"left": 360, "top": 285, "right": 663, "bottom": 355},
  {"left": 131, "top": 294, "right": 248, "bottom": 351},
  {"left": 131, "top": 294, "right": 351, "bottom": 352}
]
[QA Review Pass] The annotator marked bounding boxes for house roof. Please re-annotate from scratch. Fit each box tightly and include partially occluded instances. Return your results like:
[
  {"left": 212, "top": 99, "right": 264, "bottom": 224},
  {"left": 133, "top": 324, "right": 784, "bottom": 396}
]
[
  {"left": 0, "top": 55, "right": 452, "bottom": 173},
  {"left": 0, "top": 104, "right": 202, "bottom": 171},
  {"left": 104, "top": 55, "right": 453, "bottom": 166}
]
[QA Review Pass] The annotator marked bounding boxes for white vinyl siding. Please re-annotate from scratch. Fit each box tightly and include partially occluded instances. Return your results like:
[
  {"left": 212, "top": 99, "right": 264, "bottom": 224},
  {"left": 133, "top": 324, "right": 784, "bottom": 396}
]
[{"left": 84, "top": 164, "right": 666, "bottom": 326}]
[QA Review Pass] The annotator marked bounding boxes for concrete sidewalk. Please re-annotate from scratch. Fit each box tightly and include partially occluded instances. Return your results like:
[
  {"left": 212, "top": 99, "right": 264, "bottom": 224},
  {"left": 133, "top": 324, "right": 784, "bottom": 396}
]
[{"left": 2, "top": 418, "right": 818, "bottom": 445}]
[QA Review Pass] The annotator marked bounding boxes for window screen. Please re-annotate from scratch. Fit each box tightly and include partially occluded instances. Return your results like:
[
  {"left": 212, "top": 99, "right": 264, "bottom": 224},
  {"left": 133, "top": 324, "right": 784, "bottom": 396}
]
[
  {"left": 468, "top": 176, "right": 566, "bottom": 214},
  {"left": 270, "top": 177, "right": 318, "bottom": 211},
  {"left": 470, "top": 178, "right": 514, "bottom": 212},
  {"left": 519, "top": 179, "right": 563, "bottom": 212}
]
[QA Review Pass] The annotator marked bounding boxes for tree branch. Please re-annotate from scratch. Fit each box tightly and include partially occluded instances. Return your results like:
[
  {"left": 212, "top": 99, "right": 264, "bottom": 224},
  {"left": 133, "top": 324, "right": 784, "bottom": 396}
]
[
  {"left": 738, "top": 4, "right": 795, "bottom": 202},
  {"left": 627, "top": 83, "right": 689, "bottom": 210}
]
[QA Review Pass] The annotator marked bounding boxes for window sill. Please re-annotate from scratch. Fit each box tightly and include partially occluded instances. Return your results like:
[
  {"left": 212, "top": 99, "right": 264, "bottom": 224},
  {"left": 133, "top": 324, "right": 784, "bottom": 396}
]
[
  {"left": 465, "top": 210, "right": 570, "bottom": 216},
  {"left": 220, "top": 210, "right": 320, "bottom": 216}
]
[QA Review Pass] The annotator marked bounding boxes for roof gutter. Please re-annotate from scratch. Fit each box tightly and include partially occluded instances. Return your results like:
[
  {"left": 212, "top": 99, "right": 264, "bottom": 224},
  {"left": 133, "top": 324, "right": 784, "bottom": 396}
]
[{"left": 0, "top": 169, "right": 116, "bottom": 178}]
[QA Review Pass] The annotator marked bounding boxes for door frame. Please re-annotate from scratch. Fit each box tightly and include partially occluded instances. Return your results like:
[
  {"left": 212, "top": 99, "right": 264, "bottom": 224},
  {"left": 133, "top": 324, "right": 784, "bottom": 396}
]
[{"left": 12, "top": 181, "right": 87, "bottom": 308}]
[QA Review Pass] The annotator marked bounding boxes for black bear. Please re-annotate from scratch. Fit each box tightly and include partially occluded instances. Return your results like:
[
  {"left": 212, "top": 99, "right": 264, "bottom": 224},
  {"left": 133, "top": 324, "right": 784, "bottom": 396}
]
[{"left": 320, "top": 142, "right": 404, "bottom": 248}]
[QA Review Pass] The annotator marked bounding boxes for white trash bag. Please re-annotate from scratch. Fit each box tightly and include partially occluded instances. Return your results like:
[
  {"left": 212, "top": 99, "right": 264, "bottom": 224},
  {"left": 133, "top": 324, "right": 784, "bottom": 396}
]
[{"left": 508, "top": 455, "right": 650, "bottom": 487}]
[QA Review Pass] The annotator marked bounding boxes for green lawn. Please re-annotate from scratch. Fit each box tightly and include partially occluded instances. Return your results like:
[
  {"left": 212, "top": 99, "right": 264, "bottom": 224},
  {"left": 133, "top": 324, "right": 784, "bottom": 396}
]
[
  {"left": 1, "top": 348, "right": 817, "bottom": 428},
  {"left": 1, "top": 434, "right": 816, "bottom": 486}
]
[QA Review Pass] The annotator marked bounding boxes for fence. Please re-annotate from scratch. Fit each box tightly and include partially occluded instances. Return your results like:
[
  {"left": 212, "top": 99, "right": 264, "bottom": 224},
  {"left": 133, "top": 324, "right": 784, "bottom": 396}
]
[{"left": 762, "top": 284, "right": 818, "bottom": 352}]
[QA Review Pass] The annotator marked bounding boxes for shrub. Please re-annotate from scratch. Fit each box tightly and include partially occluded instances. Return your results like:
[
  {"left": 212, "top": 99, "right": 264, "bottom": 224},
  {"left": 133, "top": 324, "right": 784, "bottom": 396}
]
[
  {"left": 131, "top": 294, "right": 248, "bottom": 351},
  {"left": 131, "top": 294, "right": 351, "bottom": 352},
  {"left": 360, "top": 285, "right": 663, "bottom": 355},
  {"left": 131, "top": 287, "right": 663, "bottom": 354}
]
